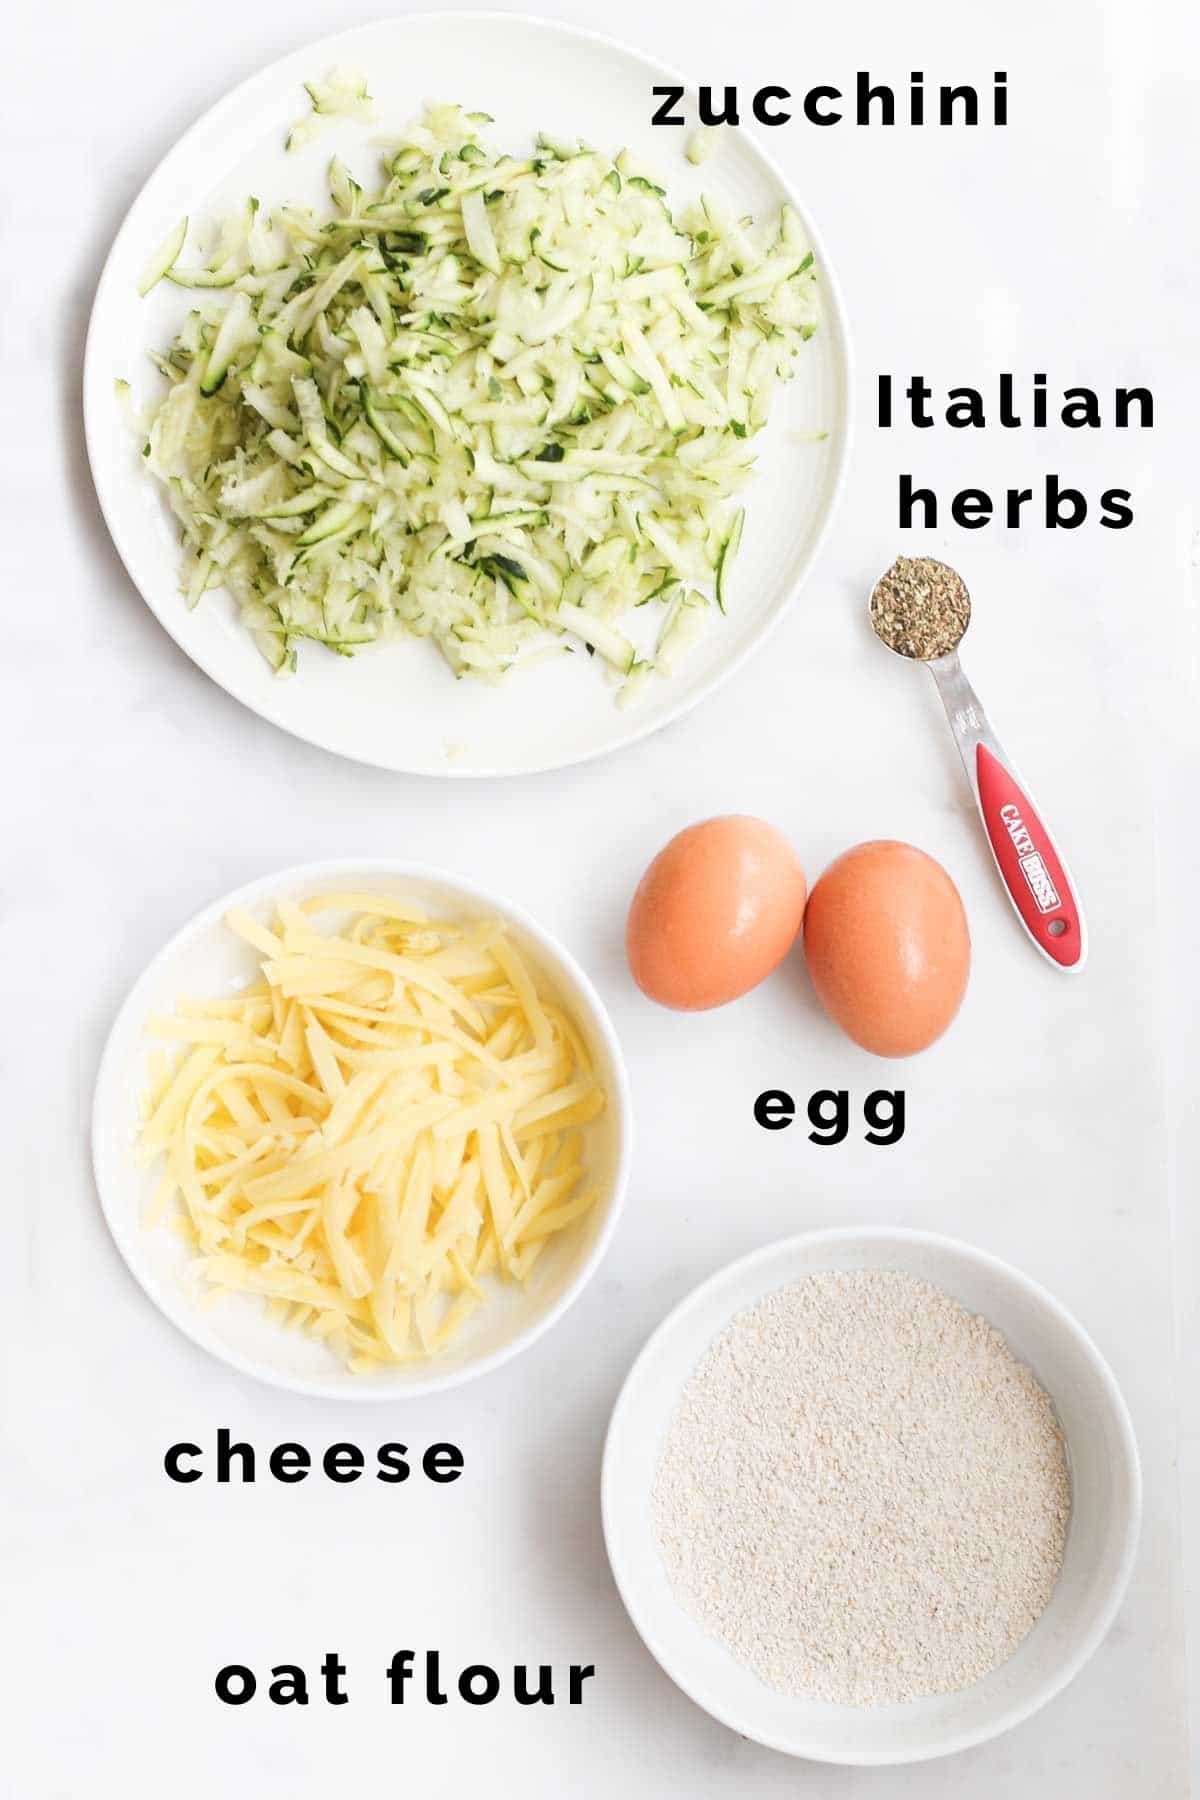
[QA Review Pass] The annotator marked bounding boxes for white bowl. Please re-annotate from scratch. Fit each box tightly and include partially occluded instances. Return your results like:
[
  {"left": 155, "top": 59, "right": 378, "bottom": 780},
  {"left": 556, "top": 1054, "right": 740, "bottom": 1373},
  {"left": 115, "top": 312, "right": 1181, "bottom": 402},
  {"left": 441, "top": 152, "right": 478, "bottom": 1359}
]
[
  {"left": 602, "top": 1227, "right": 1140, "bottom": 1765},
  {"left": 83, "top": 13, "right": 851, "bottom": 777},
  {"left": 92, "top": 858, "right": 632, "bottom": 1398}
]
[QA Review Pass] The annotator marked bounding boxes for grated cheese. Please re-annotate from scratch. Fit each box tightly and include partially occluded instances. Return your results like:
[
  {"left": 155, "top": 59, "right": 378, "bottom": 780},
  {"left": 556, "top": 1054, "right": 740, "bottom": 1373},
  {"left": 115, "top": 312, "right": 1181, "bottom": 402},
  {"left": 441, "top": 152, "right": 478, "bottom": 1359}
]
[{"left": 137, "top": 895, "right": 604, "bottom": 1370}]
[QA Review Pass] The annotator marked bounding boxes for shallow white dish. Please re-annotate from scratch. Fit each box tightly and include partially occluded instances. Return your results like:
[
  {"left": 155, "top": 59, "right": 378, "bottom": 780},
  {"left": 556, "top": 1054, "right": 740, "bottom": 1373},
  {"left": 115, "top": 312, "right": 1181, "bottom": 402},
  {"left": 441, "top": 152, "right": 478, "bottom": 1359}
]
[
  {"left": 602, "top": 1227, "right": 1140, "bottom": 1765},
  {"left": 83, "top": 12, "right": 851, "bottom": 777},
  {"left": 92, "top": 858, "right": 632, "bottom": 1398}
]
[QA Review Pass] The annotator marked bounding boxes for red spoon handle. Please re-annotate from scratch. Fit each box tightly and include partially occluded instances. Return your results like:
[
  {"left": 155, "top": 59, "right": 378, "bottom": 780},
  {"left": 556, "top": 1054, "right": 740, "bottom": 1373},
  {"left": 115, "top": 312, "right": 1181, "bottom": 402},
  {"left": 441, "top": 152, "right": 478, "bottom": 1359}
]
[
  {"left": 974, "top": 743, "right": 1085, "bottom": 969},
  {"left": 928, "top": 651, "right": 1087, "bottom": 973}
]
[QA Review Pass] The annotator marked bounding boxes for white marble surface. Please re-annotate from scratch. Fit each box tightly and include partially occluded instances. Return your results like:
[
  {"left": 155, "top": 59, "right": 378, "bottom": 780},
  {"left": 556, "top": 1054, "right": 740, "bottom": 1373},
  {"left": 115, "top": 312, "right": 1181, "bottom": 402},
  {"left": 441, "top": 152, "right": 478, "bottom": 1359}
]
[{"left": 4, "top": 0, "right": 1196, "bottom": 1793}]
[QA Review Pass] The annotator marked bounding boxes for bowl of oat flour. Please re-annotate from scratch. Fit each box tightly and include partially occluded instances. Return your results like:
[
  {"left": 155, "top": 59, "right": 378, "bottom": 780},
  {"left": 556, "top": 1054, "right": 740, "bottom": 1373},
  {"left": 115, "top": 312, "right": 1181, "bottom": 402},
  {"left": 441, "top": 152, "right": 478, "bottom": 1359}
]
[{"left": 602, "top": 1227, "right": 1141, "bottom": 1764}]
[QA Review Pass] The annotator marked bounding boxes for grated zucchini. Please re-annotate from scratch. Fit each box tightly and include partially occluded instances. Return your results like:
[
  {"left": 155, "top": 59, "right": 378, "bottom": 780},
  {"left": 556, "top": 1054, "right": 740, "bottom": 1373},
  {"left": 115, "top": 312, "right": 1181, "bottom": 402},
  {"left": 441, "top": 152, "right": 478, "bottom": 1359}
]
[{"left": 130, "top": 99, "right": 820, "bottom": 691}]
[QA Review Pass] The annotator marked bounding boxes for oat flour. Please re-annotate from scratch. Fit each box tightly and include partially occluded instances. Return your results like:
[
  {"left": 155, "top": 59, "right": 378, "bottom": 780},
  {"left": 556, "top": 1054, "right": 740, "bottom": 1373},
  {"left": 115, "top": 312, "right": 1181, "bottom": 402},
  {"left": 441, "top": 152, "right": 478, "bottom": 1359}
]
[{"left": 652, "top": 1270, "right": 1071, "bottom": 1706}]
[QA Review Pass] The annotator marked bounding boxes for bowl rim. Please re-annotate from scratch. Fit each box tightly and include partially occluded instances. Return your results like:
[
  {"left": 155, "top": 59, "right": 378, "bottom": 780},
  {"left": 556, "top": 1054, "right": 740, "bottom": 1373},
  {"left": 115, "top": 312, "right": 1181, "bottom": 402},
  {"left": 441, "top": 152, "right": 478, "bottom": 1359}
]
[
  {"left": 601, "top": 1224, "right": 1142, "bottom": 1765},
  {"left": 81, "top": 9, "right": 854, "bottom": 779},
  {"left": 91, "top": 855, "right": 634, "bottom": 1399}
]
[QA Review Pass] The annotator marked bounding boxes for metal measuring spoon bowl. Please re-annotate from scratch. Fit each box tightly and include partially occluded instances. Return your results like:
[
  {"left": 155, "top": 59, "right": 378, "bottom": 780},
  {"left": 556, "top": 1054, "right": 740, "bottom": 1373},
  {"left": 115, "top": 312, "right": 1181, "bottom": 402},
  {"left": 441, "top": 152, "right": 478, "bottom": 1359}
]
[
  {"left": 869, "top": 557, "right": 1087, "bottom": 973},
  {"left": 870, "top": 556, "right": 971, "bottom": 662}
]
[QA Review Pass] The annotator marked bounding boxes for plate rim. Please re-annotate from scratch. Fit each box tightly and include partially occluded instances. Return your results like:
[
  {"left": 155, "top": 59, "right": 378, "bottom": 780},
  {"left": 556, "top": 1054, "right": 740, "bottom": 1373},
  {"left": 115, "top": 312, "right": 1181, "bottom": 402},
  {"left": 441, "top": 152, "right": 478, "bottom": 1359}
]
[
  {"left": 600, "top": 1224, "right": 1142, "bottom": 1765},
  {"left": 91, "top": 854, "right": 634, "bottom": 1399},
  {"left": 82, "top": 9, "right": 855, "bottom": 778}
]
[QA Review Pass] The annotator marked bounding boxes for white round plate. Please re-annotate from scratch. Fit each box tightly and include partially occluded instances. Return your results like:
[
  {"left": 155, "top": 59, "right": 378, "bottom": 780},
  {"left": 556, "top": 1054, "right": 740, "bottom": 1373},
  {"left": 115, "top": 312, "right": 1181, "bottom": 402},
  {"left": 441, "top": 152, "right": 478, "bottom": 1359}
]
[
  {"left": 84, "top": 13, "right": 851, "bottom": 776},
  {"left": 92, "top": 858, "right": 632, "bottom": 1398},
  {"left": 602, "top": 1228, "right": 1141, "bottom": 1765}
]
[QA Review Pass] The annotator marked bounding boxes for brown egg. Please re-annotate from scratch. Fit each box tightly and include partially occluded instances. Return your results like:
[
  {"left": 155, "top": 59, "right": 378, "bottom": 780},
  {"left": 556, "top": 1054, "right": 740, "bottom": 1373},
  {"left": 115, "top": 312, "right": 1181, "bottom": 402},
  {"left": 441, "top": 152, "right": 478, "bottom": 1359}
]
[
  {"left": 627, "top": 816, "right": 807, "bottom": 1010},
  {"left": 803, "top": 841, "right": 970, "bottom": 1056}
]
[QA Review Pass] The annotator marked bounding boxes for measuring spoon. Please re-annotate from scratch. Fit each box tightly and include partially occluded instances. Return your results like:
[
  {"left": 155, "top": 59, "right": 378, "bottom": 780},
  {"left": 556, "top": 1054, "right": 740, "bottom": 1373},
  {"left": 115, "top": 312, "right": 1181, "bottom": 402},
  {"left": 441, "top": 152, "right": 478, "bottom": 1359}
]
[{"left": 869, "top": 558, "right": 1087, "bottom": 972}]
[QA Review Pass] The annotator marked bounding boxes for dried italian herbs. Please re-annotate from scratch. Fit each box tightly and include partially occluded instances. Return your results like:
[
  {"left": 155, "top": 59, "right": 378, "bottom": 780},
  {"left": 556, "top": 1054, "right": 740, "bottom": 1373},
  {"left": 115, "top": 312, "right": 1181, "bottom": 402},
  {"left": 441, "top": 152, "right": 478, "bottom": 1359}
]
[{"left": 870, "top": 556, "right": 971, "bottom": 660}]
